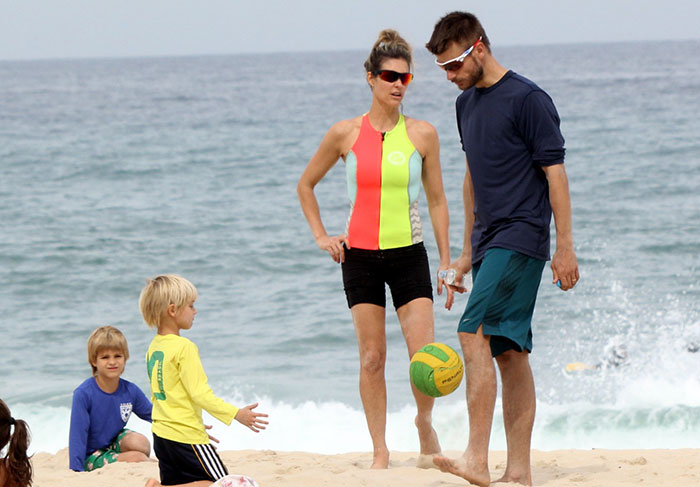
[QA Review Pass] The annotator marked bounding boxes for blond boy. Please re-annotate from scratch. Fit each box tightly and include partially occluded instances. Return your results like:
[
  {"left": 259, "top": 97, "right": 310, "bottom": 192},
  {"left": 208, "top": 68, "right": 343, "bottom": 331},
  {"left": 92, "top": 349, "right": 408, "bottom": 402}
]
[
  {"left": 141, "top": 275, "right": 268, "bottom": 487},
  {"left": 69, "top": 326, "right": 152, "bottom": 471}
]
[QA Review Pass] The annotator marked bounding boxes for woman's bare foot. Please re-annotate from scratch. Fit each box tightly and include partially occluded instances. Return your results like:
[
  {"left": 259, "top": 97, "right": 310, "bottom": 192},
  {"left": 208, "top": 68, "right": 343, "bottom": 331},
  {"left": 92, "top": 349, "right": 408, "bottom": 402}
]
[
  {"left": 433, "top": 454, "right": 491, "bottom": 487},
  {"left": 414, "top": 415, "right": 441, "bottom": 469},
  {"left": 370, "top": 447, "right": 390, "bottom": 469},
  {"left": 416, "top": 453, "right": 440, "bottom": 469},
  {"left": 415, "top": 415, "right": 441, "bottom": 453},
  {"left": 493, "top": 471, "right": 532, "bottom": 486}
]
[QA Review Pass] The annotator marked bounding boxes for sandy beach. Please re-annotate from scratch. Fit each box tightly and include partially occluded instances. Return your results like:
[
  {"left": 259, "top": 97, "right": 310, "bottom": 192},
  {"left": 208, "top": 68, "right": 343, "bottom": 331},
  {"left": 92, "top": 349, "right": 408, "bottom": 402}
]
[{"left": 31, "top": 448, "right": 700, "bottom": 486}]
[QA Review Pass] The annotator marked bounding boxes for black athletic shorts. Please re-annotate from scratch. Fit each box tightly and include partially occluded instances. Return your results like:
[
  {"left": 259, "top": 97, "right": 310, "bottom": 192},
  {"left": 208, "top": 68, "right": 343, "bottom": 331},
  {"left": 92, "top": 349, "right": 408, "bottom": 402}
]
[
  {"left": 341, "top": 242, "right": 433, "bottom": 309},
  {"left": 153, "top": 433, "right": 229, "bottom": 486}
]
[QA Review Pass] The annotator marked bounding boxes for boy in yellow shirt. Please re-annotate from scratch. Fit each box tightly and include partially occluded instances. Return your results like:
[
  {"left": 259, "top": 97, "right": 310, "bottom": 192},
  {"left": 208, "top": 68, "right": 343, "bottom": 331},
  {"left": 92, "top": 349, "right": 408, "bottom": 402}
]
[{"left": 140, "top": 274, "right": 268, "bottom": 486}]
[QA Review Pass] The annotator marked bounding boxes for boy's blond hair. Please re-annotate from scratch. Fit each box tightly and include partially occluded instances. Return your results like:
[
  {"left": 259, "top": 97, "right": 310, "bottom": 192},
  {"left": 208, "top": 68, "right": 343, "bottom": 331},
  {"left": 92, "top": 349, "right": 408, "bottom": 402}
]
[
  {"left": 139, "top": 274, "right": 198, "bottom": 329},
  {"left": 87, "top": 326, "right": 130, "bottom": 375}
]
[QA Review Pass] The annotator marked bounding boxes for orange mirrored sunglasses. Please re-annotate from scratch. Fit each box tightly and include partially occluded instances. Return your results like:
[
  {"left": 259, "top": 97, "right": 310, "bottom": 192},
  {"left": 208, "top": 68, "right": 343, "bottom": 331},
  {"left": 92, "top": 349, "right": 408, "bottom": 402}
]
[{"left": 372, "top": 70, "right": 413, "bottom": 85}]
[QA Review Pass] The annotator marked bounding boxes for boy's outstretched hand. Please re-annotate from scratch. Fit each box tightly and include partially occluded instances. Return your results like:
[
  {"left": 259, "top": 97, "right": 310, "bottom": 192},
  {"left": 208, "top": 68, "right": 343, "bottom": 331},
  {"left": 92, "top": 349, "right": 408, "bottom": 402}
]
[{"left": 234, "top": 402, "right": 269, "bottom": 432}]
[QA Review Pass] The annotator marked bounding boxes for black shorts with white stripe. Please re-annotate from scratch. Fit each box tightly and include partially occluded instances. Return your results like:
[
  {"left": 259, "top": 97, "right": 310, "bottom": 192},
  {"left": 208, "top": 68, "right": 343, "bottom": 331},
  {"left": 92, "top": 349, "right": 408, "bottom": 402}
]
[{"left": 153, "top": 433, "right": 229, "bottom": 485}]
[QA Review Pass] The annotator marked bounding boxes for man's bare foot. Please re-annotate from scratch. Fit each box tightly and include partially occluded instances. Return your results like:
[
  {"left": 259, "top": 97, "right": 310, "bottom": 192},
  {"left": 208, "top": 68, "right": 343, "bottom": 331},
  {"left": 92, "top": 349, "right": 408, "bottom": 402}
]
[
  {"left": 433, "top": 454, "right": 490, "bottom": 487},
  {"left": 370, "top": 447, "right": 390, "bottom": 469},
  {"left": 145, "top": 479, "right": 161, "bottom": 487}
]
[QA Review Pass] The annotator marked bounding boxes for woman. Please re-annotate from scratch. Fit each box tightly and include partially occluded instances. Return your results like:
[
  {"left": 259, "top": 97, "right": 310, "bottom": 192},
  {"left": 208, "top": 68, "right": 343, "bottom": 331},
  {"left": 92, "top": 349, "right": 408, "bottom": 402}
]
[{"left": 297, "top": 29, "right": 453, "bottom": 469}]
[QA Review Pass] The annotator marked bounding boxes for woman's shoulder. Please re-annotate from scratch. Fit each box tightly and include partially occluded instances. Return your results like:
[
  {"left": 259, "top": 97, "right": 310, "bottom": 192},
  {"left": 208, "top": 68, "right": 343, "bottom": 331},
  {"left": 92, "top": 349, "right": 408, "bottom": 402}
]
[
  {"left": 326, "top": 116, "right": 363, "bottom": 156},
  {"left": 404, "top": 116, "right": 439, "bottom": 155},
  {"left": 328, "top": 116, "right": 362, "bottom": 137},
  {"left": 404, "top": 116, "right": 437, "bottom": 137}
]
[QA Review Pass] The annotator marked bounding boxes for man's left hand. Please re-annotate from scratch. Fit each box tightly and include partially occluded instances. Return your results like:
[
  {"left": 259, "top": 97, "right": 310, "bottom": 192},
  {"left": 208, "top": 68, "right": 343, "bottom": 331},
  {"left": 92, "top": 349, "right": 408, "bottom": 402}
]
[{"left": 551, "top": 247, "right": 579, "bottom": 291}]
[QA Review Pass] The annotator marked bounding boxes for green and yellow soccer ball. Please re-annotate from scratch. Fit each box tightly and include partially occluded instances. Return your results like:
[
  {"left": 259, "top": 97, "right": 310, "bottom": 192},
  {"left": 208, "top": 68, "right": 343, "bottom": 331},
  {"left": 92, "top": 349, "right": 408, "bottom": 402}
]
[{"left": 410, "top": 343, "right": 463, "bottom": 397}]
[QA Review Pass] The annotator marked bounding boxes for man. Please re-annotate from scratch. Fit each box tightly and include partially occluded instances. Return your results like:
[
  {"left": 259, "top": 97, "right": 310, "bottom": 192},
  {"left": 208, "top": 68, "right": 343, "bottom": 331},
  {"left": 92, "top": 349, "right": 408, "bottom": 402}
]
[{"left": 426, "top": 12, "right": 579, "bottom": 487}]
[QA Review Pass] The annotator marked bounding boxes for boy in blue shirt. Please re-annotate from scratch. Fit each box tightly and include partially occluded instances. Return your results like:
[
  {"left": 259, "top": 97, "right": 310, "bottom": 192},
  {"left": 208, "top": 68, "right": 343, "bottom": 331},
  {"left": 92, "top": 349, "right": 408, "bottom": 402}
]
[{"left": 69, "top": 326, "right": 153, "bottom": 472}]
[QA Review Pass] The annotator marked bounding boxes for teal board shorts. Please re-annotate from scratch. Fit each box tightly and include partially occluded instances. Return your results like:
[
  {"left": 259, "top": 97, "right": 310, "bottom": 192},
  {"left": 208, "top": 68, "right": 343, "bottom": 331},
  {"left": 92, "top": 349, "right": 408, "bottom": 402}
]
[
  {"left": 84, "top": 428, "right": 130, "bottom": 471},
  {"left": 458, "top": 248, "right": 546, "bottom": 357}
]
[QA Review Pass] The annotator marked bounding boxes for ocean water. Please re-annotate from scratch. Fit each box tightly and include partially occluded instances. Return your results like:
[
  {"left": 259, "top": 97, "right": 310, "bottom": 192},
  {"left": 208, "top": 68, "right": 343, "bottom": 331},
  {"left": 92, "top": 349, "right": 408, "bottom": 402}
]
[{"left": 1, "top": 40, "right": 699, "bottom": 456}]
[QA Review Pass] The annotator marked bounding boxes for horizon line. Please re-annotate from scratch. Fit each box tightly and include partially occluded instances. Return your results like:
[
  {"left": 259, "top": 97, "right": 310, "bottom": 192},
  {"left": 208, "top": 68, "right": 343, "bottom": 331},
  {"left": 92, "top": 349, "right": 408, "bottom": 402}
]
[{"left": 1, "top": 37, "right": 698, "bottom": 64}]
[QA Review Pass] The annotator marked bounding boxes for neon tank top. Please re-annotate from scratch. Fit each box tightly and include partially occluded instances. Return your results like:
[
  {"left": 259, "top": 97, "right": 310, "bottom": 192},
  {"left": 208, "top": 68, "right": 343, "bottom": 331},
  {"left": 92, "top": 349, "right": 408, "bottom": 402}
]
[{"left": 345, "top": 113, "right": 423, "bottom": 250}]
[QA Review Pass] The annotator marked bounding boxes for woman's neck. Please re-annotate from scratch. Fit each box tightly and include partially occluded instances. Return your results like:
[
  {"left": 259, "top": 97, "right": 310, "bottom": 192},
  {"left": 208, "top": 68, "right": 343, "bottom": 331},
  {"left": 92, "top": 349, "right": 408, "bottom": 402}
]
[{"left": 367, "top": 102, "right": 400, "bottom": 133}]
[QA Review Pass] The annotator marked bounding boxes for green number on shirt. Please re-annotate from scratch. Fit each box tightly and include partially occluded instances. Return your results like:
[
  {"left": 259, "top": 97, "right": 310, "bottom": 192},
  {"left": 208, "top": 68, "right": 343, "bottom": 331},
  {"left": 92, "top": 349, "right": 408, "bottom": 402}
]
[{"left": 147, "top": 351, "right": 166, "bottom": 400}]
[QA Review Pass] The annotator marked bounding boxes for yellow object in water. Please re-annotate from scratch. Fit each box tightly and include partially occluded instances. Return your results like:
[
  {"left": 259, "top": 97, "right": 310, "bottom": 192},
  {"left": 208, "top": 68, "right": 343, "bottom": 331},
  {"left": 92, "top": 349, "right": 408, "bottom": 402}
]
[{"left": 565, "top": 362, "right": 594, "bottom": 372}]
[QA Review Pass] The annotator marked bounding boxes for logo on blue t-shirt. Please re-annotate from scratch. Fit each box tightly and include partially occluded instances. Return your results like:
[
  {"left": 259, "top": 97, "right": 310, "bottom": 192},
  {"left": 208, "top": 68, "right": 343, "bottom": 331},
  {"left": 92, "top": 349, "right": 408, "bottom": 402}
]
[{"left": 120, "top": 402, "right": 133, "bottom": 423}]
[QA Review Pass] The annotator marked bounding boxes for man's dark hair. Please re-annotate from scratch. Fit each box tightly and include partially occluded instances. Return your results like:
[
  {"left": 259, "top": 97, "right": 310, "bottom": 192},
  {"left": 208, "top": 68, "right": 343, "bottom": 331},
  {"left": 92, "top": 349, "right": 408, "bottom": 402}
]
[{"left": 426, "top": 11, "right": 490, "bottom": 55}]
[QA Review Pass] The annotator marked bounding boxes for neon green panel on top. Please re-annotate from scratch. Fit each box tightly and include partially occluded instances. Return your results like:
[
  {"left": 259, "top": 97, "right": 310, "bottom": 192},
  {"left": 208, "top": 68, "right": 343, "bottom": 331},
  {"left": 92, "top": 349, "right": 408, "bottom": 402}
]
[{"left": 378, "top": 115, "right": 422, "bottom": 249}]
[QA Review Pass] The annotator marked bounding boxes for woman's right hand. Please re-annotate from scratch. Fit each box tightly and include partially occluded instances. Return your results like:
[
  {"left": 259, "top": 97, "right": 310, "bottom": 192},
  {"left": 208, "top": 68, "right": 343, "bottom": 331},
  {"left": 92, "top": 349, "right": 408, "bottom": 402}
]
[{"left": 316, "top": 234, "right": 348, "bottom": 263}]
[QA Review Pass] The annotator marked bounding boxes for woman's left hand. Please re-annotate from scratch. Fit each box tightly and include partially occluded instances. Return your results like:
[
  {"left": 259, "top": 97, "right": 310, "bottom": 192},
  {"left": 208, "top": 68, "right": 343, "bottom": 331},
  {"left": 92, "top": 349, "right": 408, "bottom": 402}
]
[{"left": 437, "top": 266, "right": 457, "bottom": 310}]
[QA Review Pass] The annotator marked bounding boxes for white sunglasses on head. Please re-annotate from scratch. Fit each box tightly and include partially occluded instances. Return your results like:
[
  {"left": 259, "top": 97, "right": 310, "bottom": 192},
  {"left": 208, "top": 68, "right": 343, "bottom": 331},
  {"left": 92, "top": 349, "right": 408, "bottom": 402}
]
[{"left": 435, "top": 36, "right": 483, "bottom": 70}]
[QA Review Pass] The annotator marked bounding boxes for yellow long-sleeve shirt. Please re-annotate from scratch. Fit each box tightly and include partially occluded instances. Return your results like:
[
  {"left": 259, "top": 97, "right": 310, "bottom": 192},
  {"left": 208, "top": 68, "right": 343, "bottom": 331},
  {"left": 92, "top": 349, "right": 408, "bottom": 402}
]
[{"left": 146, "top": 334, "right": 239, "bottom": 444}]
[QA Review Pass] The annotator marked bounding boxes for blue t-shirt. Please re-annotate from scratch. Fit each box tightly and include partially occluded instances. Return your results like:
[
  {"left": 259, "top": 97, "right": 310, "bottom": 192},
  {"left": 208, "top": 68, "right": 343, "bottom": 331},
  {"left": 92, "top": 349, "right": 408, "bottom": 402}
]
[
  {"left": 68, "top": 377, "right": 152, "bottom": 471},
  {"left": 456, "top": 70, "right": 565, "bottom": 263}
]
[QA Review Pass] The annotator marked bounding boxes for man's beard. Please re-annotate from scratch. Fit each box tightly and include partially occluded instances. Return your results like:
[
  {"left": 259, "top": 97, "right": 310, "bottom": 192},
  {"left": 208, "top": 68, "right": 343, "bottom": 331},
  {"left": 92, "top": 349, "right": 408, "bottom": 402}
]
[{"left": 459, "top": 60, "right": 484, "bottom": 90}]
